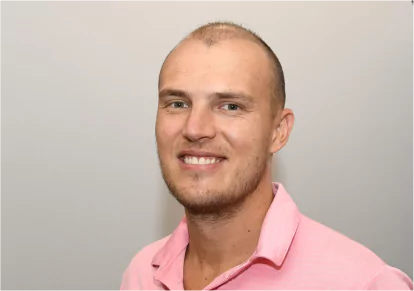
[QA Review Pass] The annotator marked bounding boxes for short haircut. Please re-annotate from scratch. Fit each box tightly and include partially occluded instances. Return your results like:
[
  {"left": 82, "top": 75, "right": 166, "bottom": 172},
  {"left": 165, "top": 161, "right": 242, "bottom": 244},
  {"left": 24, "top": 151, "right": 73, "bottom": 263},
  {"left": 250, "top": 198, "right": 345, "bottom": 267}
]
[{"left": 160, "top": 21, "right": 286, "bottom": 113}]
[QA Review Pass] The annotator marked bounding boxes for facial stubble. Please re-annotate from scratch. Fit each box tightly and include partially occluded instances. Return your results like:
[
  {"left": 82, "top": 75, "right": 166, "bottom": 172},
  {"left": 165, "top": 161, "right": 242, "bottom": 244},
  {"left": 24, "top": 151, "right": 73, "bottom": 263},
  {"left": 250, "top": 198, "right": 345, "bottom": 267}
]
[{"left": 157, "top": 148, "right": 268, "bottom": 220}]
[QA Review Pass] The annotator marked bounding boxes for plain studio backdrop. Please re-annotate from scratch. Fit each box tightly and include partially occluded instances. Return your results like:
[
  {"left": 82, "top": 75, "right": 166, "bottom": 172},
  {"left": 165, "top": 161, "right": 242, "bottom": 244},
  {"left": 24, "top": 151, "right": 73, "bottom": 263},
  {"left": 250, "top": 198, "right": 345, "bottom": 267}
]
[{"left": 1, "top": 1, "right": 412, "bottom": 289}]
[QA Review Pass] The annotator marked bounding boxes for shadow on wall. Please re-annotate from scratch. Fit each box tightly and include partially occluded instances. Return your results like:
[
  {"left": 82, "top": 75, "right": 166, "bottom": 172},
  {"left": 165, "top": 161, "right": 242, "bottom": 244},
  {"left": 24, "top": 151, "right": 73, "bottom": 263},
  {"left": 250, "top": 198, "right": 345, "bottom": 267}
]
[
  {"left": 158, "top": 153, "right": 288, "bottom": 238},
  {"left": 158, "top": 175, "right": 184, "bottom": 239},
  {"left": 272, "top": 153, "right": 288, "bottom": 188}
]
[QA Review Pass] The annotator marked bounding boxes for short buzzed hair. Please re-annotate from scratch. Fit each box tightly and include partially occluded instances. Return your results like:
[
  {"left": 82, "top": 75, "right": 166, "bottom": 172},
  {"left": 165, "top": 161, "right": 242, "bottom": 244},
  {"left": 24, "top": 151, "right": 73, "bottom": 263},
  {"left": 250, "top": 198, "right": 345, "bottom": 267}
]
[{"left": 160, "top": 21, "right": 286, "bottom": 113}]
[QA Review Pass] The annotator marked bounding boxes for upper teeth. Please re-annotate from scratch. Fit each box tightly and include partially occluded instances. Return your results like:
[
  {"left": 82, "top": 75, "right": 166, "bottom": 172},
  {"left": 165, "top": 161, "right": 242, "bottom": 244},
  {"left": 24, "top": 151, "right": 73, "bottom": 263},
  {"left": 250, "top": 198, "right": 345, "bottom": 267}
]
[{"left": 184, "top": 156, "right": 221, "bottom": 165}]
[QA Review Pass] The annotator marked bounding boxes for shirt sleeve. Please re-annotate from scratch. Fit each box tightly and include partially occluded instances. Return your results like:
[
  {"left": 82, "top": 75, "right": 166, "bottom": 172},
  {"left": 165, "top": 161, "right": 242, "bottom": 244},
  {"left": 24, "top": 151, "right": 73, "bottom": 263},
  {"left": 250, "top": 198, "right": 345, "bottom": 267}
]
[{"left": 364, "top": 265, "right": 413, "bottom": 290}]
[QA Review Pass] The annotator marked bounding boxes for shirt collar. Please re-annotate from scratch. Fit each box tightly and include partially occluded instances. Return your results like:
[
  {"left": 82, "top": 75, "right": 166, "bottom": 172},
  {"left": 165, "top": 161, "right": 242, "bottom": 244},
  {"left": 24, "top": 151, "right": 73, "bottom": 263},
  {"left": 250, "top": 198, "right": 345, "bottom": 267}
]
[
  {"left": 255, "top": 182, "right": 301, "bottom": 266},
  {"left": 152, "top": 182, "right": 301, "bottom": 270}
]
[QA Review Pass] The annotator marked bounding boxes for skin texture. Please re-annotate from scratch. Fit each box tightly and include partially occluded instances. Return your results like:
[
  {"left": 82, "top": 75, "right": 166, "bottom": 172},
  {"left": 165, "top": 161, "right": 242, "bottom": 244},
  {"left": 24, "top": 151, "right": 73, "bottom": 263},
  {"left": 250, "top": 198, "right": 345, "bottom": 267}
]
[{"left": 156, "top": 37, "right": 294, "bottom": 290}]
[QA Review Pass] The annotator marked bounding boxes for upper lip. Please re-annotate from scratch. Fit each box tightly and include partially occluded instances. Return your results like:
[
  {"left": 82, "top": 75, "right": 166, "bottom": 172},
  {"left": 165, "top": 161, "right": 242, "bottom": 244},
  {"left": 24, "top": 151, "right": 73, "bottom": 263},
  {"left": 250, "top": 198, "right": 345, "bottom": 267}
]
[{"left": 178, "top": 150, "right": 226, "bottom": 159}]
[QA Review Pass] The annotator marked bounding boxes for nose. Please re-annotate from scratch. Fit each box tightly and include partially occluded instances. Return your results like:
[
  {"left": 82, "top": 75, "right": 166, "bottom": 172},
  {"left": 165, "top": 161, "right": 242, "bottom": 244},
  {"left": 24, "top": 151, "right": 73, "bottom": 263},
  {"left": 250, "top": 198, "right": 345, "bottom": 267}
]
[{"left": 182, "top": 105, "right": 216, "bottom": 142}]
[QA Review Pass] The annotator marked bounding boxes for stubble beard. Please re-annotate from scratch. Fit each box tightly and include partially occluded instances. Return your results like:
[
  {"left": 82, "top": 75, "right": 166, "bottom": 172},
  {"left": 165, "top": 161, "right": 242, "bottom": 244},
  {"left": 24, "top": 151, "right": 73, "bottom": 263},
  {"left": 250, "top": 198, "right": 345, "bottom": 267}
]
[{"left": 158, "top": 151, "right": 268, "bottom": 220}]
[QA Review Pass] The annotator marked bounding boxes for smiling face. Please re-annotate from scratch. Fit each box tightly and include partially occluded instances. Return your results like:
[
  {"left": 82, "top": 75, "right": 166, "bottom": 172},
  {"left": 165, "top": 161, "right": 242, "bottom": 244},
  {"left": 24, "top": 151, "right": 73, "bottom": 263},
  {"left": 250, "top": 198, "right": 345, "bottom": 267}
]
[{"left": 156, "top": 38, "right": 280, "bottom": 216}]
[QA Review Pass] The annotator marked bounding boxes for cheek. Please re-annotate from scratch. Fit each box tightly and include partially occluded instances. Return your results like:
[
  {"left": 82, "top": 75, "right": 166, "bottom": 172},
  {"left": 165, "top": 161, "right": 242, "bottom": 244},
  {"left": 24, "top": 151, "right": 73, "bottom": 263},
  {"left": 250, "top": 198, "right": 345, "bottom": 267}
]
[
  {"left": 156, "top": 115, "right": 183, "bottom": 152},
  {"left": 223, "top": 118, "right": 269, "bottom": 151},
  {"left": 225, "top": 128, "right": 252, "bottom": 149}
]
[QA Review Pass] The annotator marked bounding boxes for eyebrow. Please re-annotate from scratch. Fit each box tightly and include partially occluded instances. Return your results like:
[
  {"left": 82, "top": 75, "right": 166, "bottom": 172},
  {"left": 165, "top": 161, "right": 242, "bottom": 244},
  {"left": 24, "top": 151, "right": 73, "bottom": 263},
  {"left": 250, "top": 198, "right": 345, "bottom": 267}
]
[
  {"left": 212, "top": 91, "right": 255, "bottom": 105},
  {"left": 159, "top": 89, "right": 189, "bottom": 99},
  {"left": 159, "top": 88, "right": 255, "bottom": 105}
]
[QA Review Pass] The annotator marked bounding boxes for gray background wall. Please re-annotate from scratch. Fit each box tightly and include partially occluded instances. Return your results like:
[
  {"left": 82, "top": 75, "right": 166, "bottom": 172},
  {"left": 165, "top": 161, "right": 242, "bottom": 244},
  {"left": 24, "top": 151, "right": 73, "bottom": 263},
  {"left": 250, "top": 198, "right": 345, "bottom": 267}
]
[{"left": 2, "top": 1, "right": 412, "bottom": 289}]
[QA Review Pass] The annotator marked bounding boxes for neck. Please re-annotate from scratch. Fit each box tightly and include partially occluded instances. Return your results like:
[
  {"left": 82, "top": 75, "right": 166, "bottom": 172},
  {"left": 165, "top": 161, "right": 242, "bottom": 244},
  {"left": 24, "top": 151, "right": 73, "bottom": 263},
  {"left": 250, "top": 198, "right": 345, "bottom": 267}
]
[{"left": 184, "top": 176, "right": 274, "bottom": 278}]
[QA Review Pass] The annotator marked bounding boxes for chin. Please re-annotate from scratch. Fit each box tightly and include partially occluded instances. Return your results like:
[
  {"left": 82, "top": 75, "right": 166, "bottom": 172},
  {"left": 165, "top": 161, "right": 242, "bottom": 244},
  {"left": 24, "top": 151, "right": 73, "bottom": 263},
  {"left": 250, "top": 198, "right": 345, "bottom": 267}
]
[
  {"left": 175, "top": 183, "right": 218, "bottom": 200},
  {"left": 169, "top": 183, "right": 245, "bottom": 216}
]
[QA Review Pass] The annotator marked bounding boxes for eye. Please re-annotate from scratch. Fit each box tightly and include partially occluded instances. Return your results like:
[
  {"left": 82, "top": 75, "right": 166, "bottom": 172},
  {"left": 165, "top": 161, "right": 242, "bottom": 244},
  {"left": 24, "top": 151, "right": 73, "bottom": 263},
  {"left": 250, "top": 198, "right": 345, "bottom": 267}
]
[
  {"left": 221, "top": 104, "right": 240, "bottom": 111},
  {"left": 170, "top": 101, "right": 189, "bottom": 108}
]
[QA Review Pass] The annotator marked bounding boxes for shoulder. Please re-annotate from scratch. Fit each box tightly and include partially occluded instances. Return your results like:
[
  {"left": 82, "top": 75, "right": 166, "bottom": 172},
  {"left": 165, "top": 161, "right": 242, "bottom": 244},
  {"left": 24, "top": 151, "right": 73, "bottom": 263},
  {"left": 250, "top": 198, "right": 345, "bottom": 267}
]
[
  {"left": 296, "top": 215, "right": 384, "bottom": 264},
  {"left": 363, "top": 265, "right": 413, "bottom": 290},
  {"left": 120, "top": 235, "right": 170, "bottom": 290},
  {"left": 127, "top": 235, "right": 171, "bottom": 268},
  {"left": 290, "top": 215, "right": 412, "bottom": 289}
]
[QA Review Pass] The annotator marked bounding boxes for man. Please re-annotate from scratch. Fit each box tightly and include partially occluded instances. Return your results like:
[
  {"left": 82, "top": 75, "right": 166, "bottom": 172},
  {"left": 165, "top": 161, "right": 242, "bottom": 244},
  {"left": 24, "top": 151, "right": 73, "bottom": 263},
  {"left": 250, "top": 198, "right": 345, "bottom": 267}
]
[{"left": 121, "top": 21, "right": 413, "bottom": 290}]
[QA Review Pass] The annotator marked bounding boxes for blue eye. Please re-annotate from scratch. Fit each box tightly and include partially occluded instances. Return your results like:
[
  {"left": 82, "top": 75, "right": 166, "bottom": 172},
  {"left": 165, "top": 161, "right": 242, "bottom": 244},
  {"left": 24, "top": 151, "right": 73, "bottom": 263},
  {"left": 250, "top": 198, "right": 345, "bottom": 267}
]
[
  {"left": 221, "top": 104, "right": 239, "bottom": 111},
  {"left": 170, "top": 102, "right": 188, "bottom": 108}
]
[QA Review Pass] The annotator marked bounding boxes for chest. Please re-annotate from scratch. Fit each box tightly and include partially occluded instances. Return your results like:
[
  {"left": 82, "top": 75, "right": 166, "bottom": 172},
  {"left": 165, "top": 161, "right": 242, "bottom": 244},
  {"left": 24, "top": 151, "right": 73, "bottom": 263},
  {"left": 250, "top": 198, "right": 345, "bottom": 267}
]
[{"left": 154, "top": 258, "right": 355, "bottom": 290}]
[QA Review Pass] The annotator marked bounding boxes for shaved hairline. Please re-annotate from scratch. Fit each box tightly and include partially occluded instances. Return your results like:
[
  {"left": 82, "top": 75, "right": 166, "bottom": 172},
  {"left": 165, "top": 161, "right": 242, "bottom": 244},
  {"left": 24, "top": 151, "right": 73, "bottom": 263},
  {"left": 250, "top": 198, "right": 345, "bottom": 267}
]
[{"left": 159, "top": 21, "right": 286, "bottom": 115}]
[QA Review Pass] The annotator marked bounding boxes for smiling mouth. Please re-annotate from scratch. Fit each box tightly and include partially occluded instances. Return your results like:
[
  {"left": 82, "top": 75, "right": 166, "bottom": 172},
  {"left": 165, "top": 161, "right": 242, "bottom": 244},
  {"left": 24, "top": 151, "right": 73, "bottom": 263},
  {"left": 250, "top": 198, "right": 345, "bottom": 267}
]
[{"left": 180, "top": 156, "right": 224, "bottom": 165}]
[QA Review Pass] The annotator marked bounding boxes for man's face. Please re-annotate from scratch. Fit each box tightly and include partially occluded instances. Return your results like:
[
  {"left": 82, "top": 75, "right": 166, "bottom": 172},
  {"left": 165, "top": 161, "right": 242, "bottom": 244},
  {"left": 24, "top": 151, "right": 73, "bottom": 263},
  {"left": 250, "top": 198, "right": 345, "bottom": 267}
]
[{"left": 156, "top": 39, "right": 276, "bottom": 215}]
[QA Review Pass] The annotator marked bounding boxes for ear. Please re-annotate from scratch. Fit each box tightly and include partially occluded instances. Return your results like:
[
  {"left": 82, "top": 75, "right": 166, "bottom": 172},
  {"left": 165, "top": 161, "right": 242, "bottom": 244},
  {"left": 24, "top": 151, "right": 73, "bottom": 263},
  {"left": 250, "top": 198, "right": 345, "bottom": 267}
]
[{"left": 269, "top": 108, "right": 295, "bottom": 154}]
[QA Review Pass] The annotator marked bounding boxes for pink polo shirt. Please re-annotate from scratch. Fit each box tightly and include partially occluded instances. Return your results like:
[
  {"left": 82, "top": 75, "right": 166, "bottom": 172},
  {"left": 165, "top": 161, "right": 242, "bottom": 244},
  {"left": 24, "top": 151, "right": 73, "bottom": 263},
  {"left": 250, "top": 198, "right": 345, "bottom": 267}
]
[{"left": 121, "top": 183, "right": 413, "bottom": 290}]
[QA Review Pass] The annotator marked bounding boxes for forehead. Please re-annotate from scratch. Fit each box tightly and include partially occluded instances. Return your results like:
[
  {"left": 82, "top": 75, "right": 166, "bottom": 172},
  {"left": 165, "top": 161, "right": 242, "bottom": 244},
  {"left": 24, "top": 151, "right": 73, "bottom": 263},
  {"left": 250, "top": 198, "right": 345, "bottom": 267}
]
[{"left": 159, "top": 39, "right": 272, "bottom": 97}]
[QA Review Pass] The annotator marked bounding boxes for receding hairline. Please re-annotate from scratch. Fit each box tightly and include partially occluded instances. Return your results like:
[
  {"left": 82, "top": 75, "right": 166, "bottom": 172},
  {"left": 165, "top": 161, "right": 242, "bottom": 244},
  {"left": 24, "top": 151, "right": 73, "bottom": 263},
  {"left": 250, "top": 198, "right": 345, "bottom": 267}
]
[
  {"left": 159, "top": 21, "right": 286, "bottom": 112},
  {"left": 187, "top": 22, "right": 263, "bottom": 46}
]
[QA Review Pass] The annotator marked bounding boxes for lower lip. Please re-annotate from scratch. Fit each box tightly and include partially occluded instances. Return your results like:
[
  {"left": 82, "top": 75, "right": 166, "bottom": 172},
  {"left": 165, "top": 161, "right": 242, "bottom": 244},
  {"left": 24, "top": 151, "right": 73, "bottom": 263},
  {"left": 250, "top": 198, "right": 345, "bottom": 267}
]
[{"left": 178, "top": 158, "right": 226, "bottom": 171}]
